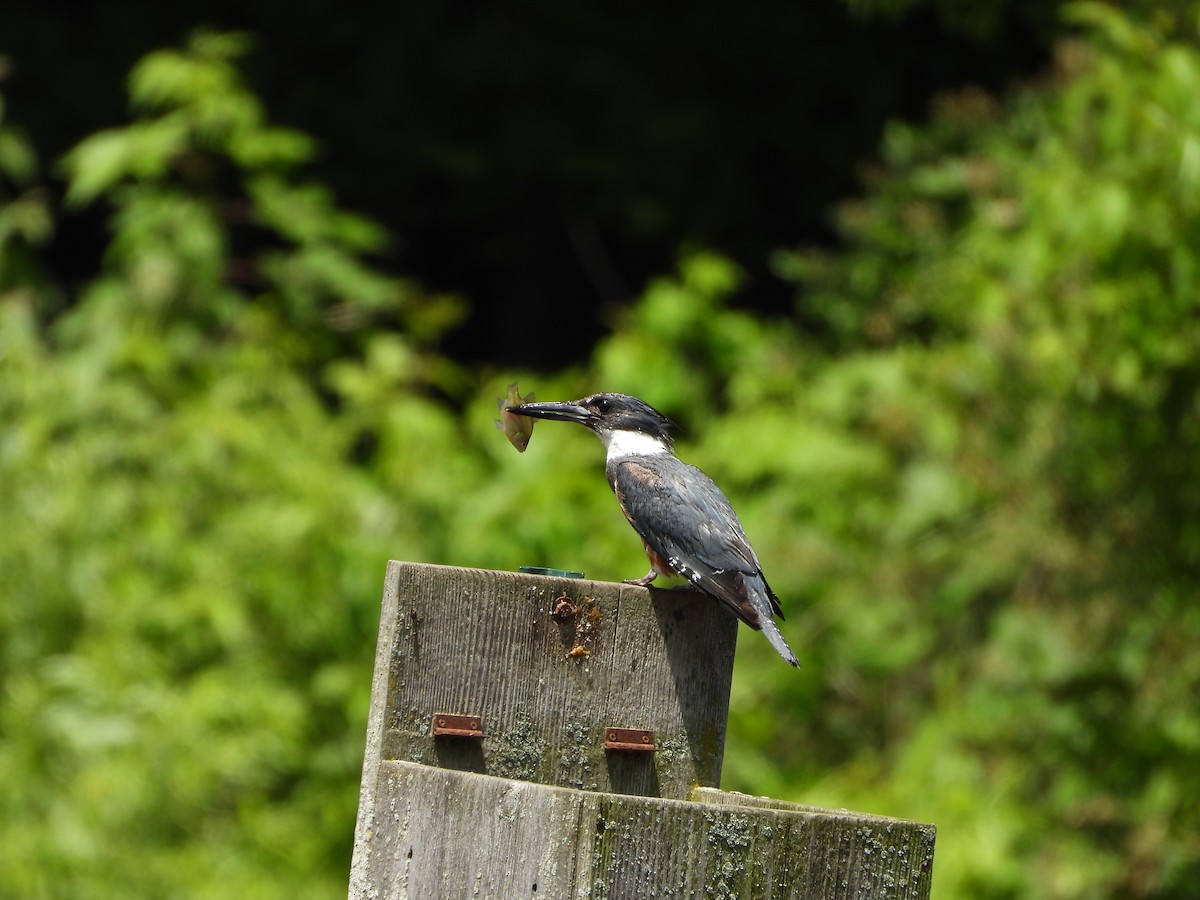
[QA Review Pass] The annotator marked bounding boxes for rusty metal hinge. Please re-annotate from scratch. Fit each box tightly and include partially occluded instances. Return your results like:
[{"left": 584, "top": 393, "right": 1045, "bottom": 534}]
[
  {"left": 603, "top": 727, "right": 656, "bottom": 752},
  {"left": 432, "top": 713, "right": 485, "bottom": 738}
]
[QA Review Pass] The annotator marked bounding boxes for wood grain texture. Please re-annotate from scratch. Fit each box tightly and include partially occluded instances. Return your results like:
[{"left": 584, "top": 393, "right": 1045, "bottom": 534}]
[
  {"left": 355, "top": 760, "right": 935, "bottom": 899},
  {"left": 349, "top": 560, "right": 403, "bottom": 900},
  {"left": 374, "top": 561, "right": 737, "bottom": 798},
  {"left": 350, "top": 562, "right": 936, "bottom": 900}
]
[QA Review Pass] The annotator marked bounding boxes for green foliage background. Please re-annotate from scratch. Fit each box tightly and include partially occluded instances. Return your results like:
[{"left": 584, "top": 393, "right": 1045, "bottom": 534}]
[{"left": 3, "top": 4, "right": 1199, "bottom": 897}]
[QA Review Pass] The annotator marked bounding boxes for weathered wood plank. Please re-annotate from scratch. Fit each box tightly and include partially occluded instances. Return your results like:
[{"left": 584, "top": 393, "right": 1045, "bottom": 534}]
[
  {"left": 350, "top": 562, "right": 936, "bottom": 900},
  {"left": 349, "top": 560, "right": 404, "bottom": 900},
  {"left": 374, "top": 561, "right": 737, "bottom": 798},
  {"left": 357, "top": 760, "right": 935, "bottom": 899},
  {"left": 604, "top": 582, "right": 737, "bottom": 797},
  {"left": 689, "top": 788, "right": 938, "bottom": 898}
]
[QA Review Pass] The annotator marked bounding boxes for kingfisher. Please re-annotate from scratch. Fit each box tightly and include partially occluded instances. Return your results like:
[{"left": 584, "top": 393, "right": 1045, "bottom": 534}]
[{"left": 507, "top": 392, "right": 799, "bottom": 667}]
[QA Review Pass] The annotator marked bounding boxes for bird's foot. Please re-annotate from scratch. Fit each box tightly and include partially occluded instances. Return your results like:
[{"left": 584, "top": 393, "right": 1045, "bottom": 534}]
[{"left": 623, "top": 567, "right": 659, "bottom": 587}]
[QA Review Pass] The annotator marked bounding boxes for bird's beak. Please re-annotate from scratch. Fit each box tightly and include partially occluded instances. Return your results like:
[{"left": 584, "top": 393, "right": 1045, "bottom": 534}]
[{"left": 506, "top": 400, "right": 595, "bottom": 426}]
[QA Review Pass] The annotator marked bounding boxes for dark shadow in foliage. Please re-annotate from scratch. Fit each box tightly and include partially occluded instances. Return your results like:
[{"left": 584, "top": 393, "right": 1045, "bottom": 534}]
[{"left": 3, "top": 0, "right": 1061, "bottom": 366}]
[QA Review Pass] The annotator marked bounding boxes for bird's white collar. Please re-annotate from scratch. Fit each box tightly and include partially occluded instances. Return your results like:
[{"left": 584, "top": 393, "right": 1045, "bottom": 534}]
[{"left": 602, "top": 429, "right": 672, "bottom": 461}]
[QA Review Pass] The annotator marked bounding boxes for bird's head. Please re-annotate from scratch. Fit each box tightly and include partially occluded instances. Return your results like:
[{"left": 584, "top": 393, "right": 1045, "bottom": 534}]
[{"left": 507, "top": 392, "right": 676, "bottom": 455}]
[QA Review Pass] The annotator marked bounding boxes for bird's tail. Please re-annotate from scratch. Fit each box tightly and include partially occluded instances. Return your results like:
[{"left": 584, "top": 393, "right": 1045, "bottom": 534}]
[
  {"left": 759, "top": 615, "right": 800, "bottom": 668},
  {"left": 690, "top": 568, "right": 800, "bottom": 667}
]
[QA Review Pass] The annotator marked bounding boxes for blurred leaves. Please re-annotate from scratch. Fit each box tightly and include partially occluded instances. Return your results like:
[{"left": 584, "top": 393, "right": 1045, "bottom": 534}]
[
  {"left": 5, "top": 6, "right": 1200, "bottom": 899},
  {"left": 0, "top": 31, "right": 470, "bottom": 898},
  {"left": 754, "top": 3, "right": 1200, "bottom": 896},
  {"left": 59, "top": 29, "right": 461, "bottom": 370},
  {"left": 0, "top": 59, "right": 52, "bottom": 294}
]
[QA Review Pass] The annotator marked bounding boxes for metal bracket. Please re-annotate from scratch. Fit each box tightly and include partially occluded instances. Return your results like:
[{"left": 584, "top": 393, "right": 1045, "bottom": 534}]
[
  {"left": 432, "top": 713, "right": 485, "bottom": 738},
  {"left": 603, "top": 727, "right": 656, "bottom": 752}
]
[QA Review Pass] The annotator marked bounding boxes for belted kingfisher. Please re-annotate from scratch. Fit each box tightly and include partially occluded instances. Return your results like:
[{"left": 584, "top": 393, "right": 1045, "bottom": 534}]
[{"left": 507, "top": 392, "right": 799, "bottom": 667}]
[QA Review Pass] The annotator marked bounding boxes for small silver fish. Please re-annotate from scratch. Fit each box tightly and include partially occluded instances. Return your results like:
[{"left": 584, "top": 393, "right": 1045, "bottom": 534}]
[{"left": 494, "top": 382, "right": 536, "bottom": 452}]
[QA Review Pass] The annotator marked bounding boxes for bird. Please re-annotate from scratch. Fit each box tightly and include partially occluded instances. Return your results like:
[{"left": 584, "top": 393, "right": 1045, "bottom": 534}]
[{"left": 506, "top": 391, "right": 799, "bottom": 667}]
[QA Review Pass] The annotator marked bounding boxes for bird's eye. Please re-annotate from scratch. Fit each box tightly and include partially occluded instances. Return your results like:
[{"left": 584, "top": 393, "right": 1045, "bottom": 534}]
[{"left": 594, "top": 397, "right": 610, "bottom": 412}]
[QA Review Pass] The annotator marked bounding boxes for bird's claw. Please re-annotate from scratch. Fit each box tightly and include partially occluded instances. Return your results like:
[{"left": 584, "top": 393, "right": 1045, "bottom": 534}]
[{"left": 623, "top": 568, "right": 658, "bottom": 587}]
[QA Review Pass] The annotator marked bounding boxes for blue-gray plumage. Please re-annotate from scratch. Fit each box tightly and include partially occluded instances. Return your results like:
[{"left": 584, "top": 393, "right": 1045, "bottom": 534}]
[{"left": 507, "top": 391, "right": 799, "bottom": 667}]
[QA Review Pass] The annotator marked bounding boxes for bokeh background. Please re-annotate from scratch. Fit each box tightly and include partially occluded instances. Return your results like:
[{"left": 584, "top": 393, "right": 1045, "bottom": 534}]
[{"left": 3, "top": 1, "right": 1199, "bottom": 896}]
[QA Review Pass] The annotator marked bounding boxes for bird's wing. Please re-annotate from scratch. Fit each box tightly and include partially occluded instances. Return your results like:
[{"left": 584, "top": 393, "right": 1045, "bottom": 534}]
[{"left": 607, "top": 457, "right": 785, "bottom": 627}]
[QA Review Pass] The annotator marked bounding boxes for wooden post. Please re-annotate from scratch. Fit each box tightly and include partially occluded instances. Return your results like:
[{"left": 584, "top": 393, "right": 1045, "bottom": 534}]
[{"left": 350, "top": 562, "right": 936, "bottom": 898}]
